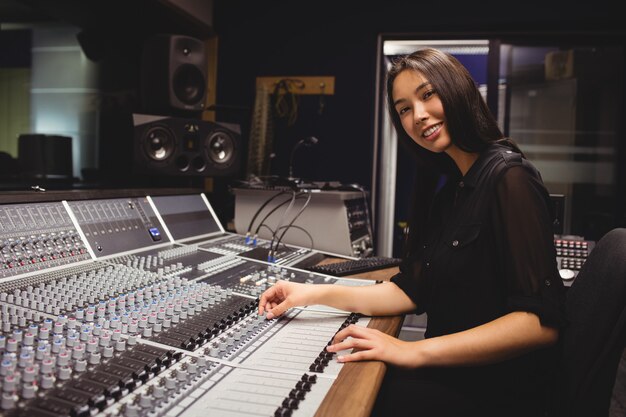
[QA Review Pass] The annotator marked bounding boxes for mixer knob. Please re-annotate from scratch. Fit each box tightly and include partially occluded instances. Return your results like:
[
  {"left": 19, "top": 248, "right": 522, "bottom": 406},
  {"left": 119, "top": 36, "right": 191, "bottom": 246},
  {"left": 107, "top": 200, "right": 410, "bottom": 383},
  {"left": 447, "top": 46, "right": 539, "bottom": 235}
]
[
  {"left": 22, "top": 366, "right": 37, "bottom": 382},
  {"left": 103, "top": 346, "right": 114, "bottom": 358},
  {"left": 22, "top": 332, "right": 35, "bottom": 346},
  {"left": 74, "top": 359, "right": 87, "bottom": 372},
  {"left": 51, "top": 339, "right": 64, "bottom": 354},
  {"left": 66, "top": 333, "right": 78, "bottom": 348},
  {"left": 176, "top": 369, "right": 188, "bottom": 381},
  {"left": 2, "top": 375, "right": 16, "bottom": 392},
  {"left": 124, "top": 403, "right": 141, "bottom": 417},
  {"left": 86, "top": 338, "right": 98, "bottom": 353},
  {"left": 40, "top": 358, "right": 54, "bottom": 374},
  {"left": 152, "top": 384, "right": 165, "bottom": 399},
  {"left": 164, "top": 375, "right": 178, "bottom": 390},
  {"left": 138, "top": 393, "right": 153, "bottom": 408},
  {"left": 6, "top": 338, "right": 17, "bottom": 353},
  {"left": 16, "top": 352, "right": 29, "bottom": 369},
  {"left": 88, "top": 351, "right": 101, "bottom": 365},
  {"left": 73, "top": 345, "right": 85, "bottom": 360},
  {"left": 1, "top": 392, "right": 16, "bottom": 410},
  {"left": 115, "top": 339, "right": 126, "bottom": 352},
  {"left": 85, "top": 310, "right": 95, "bottom": 322},
  {"left": 57, "top": 366, "right": 72, "bottom": 380},
  {"left": 41, "top": 373, "right": 55, "bottom": 389},
  {"left": 187, "top": 362, "right": 198, "bottom": 374},
  {"left": 21, "top": 382, "right": 37, "bottom": 399},
  {"left": 53, "top": 321, "right": 64, "bottom": 335}
]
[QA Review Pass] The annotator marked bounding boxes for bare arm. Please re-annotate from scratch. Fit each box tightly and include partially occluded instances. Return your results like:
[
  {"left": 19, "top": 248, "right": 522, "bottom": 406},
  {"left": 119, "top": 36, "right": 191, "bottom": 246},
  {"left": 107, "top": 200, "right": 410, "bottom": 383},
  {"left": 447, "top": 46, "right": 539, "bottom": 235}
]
[
  {"left": 258, "top": 280, "right": 416, "bottom": 319},
  {"left": 413, "top": 311, "right": 558, "bottom": 366},
  {"left": 329, "top": 311, "right": 559, "bottom": 368}
]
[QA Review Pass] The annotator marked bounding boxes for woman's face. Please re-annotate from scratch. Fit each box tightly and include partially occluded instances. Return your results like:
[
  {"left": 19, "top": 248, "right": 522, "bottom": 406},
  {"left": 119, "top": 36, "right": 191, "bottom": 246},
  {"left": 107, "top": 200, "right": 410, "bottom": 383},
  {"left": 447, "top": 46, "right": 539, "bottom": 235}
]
[{"left": 392, "top": 69, "right": 452, "bottom": 154}]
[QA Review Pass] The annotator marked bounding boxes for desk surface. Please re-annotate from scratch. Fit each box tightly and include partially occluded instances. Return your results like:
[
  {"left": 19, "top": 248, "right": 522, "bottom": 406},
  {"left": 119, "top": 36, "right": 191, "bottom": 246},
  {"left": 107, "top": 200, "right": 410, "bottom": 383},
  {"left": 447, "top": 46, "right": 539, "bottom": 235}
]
[{"left": 312, "top": 260, "right": 403, "bottom": 417}]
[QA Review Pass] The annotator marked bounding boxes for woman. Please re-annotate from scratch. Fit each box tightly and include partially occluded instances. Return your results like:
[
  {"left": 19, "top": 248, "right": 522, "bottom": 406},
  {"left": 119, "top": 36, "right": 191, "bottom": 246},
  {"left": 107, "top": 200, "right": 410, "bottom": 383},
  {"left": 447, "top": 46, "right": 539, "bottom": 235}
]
[{"left": 258, "top": 48, "right": 565, "bottom": 416}]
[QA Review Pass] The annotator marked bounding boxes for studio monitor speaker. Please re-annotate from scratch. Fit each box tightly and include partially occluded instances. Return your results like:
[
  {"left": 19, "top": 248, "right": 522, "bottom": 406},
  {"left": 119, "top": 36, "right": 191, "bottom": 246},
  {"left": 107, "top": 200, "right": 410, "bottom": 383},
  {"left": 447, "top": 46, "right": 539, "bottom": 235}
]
[
  {"left": 133, "top": 114, "right": 241, "bottom": 176},
  {"left": 140, "top": 34, "right": 207, "bottom": 114}
]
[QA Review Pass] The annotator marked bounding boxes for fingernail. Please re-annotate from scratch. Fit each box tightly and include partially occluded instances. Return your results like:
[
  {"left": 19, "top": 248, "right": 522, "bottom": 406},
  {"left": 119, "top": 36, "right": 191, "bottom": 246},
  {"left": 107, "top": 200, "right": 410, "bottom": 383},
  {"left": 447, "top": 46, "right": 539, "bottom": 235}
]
[
  {"left": 266, "top": 313, "right": 274, "bottom": 320},
  {"left": 337, "top": 356, "right": 344, "bottom": 362},
  {"left": 326, "top": 345, "right": 333, "bottom": 352}
]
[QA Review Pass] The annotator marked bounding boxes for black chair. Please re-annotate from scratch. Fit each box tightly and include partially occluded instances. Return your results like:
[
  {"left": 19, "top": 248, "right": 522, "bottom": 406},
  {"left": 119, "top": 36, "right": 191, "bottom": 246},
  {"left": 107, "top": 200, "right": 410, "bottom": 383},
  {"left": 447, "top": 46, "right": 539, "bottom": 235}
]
[{"left": 553, "top": 228, "right": 626, "bottom": 417}]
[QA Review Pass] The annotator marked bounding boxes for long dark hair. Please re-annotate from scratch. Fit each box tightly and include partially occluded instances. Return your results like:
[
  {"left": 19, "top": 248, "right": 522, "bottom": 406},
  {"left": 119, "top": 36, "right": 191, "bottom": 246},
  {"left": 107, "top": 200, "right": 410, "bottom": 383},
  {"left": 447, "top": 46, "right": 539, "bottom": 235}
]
[{"left": 385, "top": 48, "right": 520, "bottom": 256}]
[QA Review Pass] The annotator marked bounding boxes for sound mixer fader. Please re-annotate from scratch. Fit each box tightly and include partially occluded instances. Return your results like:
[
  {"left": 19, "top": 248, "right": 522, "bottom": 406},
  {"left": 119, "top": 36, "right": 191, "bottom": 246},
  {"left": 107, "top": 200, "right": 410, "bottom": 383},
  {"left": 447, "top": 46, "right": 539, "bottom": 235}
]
[{"left": 0, "top": 192, "right": 388, "bottom": 417}]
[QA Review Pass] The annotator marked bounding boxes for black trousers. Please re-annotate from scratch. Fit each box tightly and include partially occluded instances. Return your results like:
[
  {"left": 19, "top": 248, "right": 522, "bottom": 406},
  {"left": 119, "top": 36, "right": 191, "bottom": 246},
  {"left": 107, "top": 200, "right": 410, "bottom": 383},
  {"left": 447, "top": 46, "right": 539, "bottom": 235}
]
[{"left": 371, "top": 365, "right": 547, "bottom": 417}]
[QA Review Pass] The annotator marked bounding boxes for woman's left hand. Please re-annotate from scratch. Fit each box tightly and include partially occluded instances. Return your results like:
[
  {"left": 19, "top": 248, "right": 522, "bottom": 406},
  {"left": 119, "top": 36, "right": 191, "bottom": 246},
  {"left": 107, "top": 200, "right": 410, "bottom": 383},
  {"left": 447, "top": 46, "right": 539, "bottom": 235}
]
[{"left": 326, "top": 324, "right": 418, "bottom": 368}]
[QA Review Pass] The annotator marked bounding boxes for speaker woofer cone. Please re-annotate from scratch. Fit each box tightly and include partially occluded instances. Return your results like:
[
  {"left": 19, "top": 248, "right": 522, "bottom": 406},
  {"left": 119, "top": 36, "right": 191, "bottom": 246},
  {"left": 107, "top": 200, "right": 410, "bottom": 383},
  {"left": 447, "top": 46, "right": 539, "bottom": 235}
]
[
  {"left": 144, "top": 126, "right": 175, "bottom": 161},
  {"left": 173, "top": 64, "right": 206, "bottom": 106},
  {"left": 205, "top": 131, "right": 235, "bottom": 167}
]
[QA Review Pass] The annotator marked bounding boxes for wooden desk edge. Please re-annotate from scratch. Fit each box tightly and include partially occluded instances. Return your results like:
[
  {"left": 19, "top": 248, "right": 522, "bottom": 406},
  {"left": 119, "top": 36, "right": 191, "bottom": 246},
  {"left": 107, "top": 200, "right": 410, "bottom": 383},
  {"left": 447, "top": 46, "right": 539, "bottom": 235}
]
[
  {"left": 314, "top": 315, "right": 403, "bottom": 417},
  {"left": 314, "top": 266, "right": 404, "bottom": 417}
]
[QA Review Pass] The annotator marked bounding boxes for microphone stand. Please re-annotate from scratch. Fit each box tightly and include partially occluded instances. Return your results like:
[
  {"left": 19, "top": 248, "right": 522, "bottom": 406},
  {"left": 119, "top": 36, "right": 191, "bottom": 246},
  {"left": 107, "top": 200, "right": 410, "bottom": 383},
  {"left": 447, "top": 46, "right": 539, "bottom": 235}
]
[{"left": 288, "top": 136, "right": 319, "bottom": 180}]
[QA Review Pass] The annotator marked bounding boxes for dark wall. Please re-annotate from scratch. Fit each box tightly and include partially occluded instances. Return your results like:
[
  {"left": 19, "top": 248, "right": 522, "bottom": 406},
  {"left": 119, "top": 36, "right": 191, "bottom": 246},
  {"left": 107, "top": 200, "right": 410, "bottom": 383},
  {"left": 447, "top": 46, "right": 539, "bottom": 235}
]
[
  {"left": 4, "top": 0, "right": 624, "bottom": 228},
  {"left": 213, "top": 0, "right": 625, "bottom": 191}
]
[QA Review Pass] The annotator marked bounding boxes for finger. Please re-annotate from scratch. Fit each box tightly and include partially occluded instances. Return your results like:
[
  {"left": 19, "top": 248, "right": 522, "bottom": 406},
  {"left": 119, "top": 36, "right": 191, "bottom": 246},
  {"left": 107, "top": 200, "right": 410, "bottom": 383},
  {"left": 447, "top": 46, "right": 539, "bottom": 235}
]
[
  {"left": 258, "top": 288, "right": 275, "bottom": 315},
  {"left": 332, "top": 324, "right": 372, "bottom": 344},
  {"left": 337, "top": 349, "right": 373, "bottom": 363},
  {"left": 266, "top": 299, "right": 292, "bottom": 320},
  {"left": 260, "top": 301, "right": 272, "bottom": 316},
  {"left": 259, "top": 290, "right": 269, "bottom": 316},
  {"left": 327, "top": 336, "right": 375, "bottom": 353}
]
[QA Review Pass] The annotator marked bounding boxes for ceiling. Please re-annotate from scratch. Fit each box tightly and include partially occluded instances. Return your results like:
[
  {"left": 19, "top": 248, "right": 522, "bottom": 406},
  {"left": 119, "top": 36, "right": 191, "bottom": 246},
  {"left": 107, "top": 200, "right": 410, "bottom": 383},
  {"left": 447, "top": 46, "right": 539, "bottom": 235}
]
[
  {"left": 0, "top": 0, "right": 214, "bottom": 39},
  {"left": 0, "top": 0, "right": 51, "bottom": 23}
]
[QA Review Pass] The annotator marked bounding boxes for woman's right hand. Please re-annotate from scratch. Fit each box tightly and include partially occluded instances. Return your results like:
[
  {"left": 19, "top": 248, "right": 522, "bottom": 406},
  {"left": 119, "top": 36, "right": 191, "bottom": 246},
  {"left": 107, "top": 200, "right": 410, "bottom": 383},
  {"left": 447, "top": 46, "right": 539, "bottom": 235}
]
[{"left": 258, "top": 280, "right": 316, "bottom": 319}]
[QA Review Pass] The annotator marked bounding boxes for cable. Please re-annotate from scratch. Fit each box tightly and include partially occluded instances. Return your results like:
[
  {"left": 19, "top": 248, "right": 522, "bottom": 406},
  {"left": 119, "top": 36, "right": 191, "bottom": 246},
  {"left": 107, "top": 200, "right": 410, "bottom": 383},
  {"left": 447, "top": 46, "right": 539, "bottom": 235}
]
[
  {"left": 288, "top": 136, "right": 319, "bottom": 179},
  {"left": 273, "top": 79, "right": 304, "bottom": 126},
  {"left": 271, "top": 191, "right": 313, "bottom": 261},
  {"left": 257, "top": 223, "right": 276, "bottom": 236},
  {"left": 256, "top": 224, "right": 314, "bottom": 252},
  {"left": 253, "top": 193, "right": 308, "bottom": 236},
  {"left": 273, "top": 224, "right": 315, "bottom": 252},
  {"left": 267, "top": 190, "right": 298, "bottom": 262},
  {"left": 245, "top": 189, "right": 289, "bottom": 244}
]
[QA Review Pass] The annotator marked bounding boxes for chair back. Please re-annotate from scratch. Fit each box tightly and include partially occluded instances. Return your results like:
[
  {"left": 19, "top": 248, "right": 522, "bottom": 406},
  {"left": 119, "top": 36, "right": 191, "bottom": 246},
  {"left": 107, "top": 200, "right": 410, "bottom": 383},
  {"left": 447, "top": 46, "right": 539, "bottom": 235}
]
[{"left": 555, "top": 228, "right": 626, "bottom": 417}]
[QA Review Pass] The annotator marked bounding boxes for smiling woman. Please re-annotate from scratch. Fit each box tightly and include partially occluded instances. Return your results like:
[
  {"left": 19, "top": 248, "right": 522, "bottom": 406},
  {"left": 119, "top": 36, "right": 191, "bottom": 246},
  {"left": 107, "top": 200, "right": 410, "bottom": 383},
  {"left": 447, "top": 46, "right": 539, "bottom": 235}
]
[
  {"left": 375, "top": 39, "right": 624, "bottom": 263},
  {"left": 256, "top": 48, "right": 567, "bottom": 417},
  {"left": 392, "top": 71, "right": 453, "bottom": 156}
]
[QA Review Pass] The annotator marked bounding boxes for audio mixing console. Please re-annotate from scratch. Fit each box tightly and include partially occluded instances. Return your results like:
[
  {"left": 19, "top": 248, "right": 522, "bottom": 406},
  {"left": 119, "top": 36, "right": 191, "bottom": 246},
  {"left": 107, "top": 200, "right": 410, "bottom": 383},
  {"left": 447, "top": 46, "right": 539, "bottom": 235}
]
[{"left": 0, "top": 192, "right": 380, "bottom": 417}]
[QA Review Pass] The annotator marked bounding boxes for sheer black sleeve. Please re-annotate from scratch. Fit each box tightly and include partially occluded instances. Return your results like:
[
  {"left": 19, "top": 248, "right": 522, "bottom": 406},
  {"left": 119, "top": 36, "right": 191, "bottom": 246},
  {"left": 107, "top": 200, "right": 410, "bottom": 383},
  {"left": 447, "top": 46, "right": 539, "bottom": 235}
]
[
  {"left": 390, "top": 256, "right": 426, "bottom": 314},
  {"left": 492, "top": 164, "right": 567, "bottom": 328}
]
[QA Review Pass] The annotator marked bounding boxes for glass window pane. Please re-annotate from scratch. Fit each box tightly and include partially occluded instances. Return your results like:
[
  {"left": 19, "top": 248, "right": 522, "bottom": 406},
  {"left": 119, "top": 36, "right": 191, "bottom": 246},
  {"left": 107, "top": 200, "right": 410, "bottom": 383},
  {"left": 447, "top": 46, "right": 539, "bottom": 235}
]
[{"left": 501, "top": 45, "right": 622, "bottom": 240}]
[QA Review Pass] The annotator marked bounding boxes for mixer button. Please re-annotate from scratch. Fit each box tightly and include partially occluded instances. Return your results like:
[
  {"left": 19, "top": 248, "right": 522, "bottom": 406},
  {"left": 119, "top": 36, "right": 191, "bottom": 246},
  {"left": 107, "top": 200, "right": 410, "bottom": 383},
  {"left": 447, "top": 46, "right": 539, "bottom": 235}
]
[
  {"left": 273, "top": 407, "right": 293, "bottom": 417},
  {"left": 281, "top": 397, "right": 300, "bottom": 409},
  {"left": 289, "top": 388, "right": 306, "bottom": 400}
]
